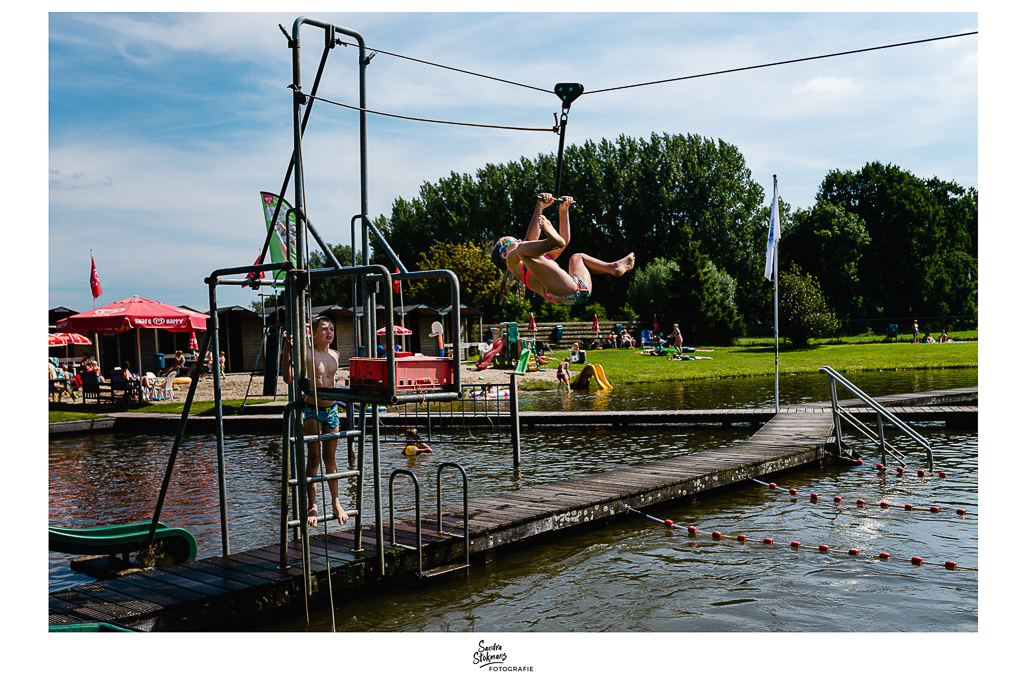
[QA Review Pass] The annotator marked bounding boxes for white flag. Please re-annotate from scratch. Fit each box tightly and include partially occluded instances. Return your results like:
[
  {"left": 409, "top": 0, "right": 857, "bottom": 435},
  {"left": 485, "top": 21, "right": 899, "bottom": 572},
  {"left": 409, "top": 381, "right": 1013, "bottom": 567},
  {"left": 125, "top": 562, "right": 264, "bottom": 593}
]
[{"left": 763, "top": 177, "right": 780, "bottom": 280}]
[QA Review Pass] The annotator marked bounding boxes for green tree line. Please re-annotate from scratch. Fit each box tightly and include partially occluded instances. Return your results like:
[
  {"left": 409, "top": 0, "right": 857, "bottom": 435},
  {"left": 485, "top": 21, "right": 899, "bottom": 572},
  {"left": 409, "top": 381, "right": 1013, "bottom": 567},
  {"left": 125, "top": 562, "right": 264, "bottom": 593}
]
[{"left": 264, "top": 133, "right": 977, "bottom": 346}]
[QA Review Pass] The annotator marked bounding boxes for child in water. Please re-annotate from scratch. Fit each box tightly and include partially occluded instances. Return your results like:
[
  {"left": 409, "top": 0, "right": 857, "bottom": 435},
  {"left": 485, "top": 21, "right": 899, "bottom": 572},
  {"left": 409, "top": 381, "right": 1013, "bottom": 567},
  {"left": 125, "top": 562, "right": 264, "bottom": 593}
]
[
  {"left": 556, "top": 357, "right": 571, "bottom": 393},
  {"left": 491, "top": 193, "right": 634, "bottom": 306},
  {"left": 403, "top": 428, "right": 433, "bottom": 457}
]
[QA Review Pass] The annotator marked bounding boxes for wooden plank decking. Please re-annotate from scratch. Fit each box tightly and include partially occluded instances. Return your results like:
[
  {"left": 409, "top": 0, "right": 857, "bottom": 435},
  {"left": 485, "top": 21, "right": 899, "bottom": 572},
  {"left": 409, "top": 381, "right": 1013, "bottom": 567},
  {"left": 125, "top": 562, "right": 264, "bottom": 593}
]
[{"left": 48, "top": 387, "right": 977, "bottom": 631}]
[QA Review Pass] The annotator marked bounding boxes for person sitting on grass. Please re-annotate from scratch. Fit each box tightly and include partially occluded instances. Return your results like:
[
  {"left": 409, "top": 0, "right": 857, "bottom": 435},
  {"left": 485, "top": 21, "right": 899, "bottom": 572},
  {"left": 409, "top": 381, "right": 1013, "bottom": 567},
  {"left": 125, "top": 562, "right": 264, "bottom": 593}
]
[
  {"left": 281, "top": 316, "right": 349, "bottom": 529},
  {"left": 491, "top": 193, "right": 635, "bottom": 307}
]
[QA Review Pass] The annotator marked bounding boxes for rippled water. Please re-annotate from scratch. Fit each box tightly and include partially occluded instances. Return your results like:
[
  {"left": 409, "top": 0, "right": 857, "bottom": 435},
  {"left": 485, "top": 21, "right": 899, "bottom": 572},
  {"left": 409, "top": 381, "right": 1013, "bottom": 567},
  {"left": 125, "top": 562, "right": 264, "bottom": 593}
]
[{"left": 49, "top": 368, "right": 978, "bottom": 632}]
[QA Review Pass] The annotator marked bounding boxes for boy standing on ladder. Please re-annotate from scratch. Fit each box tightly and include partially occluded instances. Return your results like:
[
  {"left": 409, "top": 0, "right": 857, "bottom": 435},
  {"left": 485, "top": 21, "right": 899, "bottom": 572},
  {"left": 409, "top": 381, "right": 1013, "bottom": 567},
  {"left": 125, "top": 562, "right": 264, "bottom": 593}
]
[{"left": 281, "top": 315, "right": 350, "bottom": 528}]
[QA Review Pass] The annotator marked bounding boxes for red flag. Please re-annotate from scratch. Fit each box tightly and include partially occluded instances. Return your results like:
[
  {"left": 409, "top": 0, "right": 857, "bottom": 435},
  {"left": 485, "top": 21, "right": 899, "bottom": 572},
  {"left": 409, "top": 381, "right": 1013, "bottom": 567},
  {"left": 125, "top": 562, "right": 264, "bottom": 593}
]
[
  {"left": 244, "top": 256, "right": 265, "bottom": 288},
  {"left": 393, "top": 267, "right": 401, "bottom": 295},
  {"left": 89, "top": 256, "right": 102, "bottom": 299}
]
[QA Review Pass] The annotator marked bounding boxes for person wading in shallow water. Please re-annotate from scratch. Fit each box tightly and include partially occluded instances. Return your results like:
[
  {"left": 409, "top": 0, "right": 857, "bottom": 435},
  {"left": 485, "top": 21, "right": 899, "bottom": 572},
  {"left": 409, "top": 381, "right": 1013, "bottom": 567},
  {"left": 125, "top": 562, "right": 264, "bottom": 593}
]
[{"left": 282, "top": 315, "right": 349, "bottom": 528}]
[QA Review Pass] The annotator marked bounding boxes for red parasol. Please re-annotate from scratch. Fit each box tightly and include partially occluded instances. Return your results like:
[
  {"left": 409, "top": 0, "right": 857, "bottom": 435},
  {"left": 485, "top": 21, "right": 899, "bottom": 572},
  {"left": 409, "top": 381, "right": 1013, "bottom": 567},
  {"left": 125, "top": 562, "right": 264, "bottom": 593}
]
[
  {"left": 528, "top": 314, "right": 537, "bottom": 332},
  {"left": 376, "top": 326, "right": 413, "bottom": 335},
  {"left": 188, "top": 331, "right": 199, "bottom": 351},
  {"left": 49, "top": 332, "right": 91, "bottom": 346},
  {"left": 592, "top": 315, "right": 600, "bottom": 332},
  {"left": 55, "top": 295, "right": 208, "bottom": 333},
  {"left": 652, "top": 314, "right": 660, "bottom": 332}
]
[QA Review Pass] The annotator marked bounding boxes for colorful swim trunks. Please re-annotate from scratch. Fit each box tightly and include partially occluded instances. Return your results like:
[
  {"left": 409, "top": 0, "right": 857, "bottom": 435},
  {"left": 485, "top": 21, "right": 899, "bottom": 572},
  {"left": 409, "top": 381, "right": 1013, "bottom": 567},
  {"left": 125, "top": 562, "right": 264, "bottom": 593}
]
[
  {"left": 303, "top": 402, "right": 339, "bottom": 429},
  {"left": 545, "top": 274, "right": 590, "bottom": 306}
]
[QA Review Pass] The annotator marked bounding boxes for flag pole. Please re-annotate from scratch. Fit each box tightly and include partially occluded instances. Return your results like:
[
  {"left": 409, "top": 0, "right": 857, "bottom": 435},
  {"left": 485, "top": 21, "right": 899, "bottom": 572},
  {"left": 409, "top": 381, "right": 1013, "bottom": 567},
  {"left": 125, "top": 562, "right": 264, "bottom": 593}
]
[
  {"left": 772, "top": 175, "right": 780, "bottom": 414},
  {"left": 91, "top": 249, "right": 102, "bottom": 373}
]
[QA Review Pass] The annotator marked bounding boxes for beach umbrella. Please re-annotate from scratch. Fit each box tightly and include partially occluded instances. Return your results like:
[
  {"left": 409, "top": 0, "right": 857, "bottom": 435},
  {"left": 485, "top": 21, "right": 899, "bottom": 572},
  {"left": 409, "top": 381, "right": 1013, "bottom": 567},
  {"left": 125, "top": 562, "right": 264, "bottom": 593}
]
[
  {"left": 188, "top": 331, "right": 199, "bottom": 351},
  {"left": 49, "top": 332, "right": 92, "bottom": 345},
  {"left": 376, "top": 325, "right": 413, "bottom": 335},
  {"left": 527, "top": 314, "right": 537, "bottom": 332},
  {"left": 56, "top": 295, "right": 208, "bottom": 376},
  {"left": 592, "top": 315, "right": 600, "bottom": 332},
  {"left": 652, "top": 315, "right": 660, "bottom": 332},
  {"left": 56, "top": 296, "right": 208, "bottom": 333},
  {"left": 49, "top": 332, "right": 92, "bottom": 363}
]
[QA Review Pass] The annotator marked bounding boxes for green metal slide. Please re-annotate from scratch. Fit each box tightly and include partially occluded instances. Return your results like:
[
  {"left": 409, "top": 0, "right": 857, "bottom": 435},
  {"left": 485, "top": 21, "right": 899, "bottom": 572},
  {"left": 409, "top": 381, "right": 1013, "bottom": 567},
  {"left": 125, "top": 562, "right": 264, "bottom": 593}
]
[{"left": 48, "top": 522, "right": 198, "bottom": 565}]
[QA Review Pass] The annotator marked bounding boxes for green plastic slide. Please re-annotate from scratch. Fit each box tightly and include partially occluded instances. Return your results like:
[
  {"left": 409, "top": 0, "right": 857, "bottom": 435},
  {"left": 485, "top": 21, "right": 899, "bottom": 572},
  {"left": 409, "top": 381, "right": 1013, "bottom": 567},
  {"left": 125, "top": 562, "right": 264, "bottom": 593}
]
[{"left": 48, "top": 522, "right": 198, "bottom": 564}]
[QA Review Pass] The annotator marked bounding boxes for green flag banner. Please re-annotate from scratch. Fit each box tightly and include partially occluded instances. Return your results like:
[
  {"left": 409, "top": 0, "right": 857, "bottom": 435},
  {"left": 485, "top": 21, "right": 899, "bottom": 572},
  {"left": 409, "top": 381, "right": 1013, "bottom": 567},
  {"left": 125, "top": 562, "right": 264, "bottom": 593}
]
[{"left": 260, "top": 191, "right": 297, "bottom": 283}]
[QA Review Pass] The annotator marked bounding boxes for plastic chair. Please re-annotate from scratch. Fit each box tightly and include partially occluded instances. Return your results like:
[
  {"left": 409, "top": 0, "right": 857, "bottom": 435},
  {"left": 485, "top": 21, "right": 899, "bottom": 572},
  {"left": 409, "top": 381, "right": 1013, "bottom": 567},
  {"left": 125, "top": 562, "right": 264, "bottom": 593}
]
[{"left": 153, "top": 371, "right": 177, "bottom": 400}]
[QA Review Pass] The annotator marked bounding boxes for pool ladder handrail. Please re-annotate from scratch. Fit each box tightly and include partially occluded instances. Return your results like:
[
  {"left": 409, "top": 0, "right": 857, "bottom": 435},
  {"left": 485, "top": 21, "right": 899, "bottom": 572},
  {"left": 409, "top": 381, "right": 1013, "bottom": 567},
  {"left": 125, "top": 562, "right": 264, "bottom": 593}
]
[
  {"left": 820, "top": 366, "right": 933, "bottom": 471},
  {"left": 388, "top": 463, "right": 470, "bottom": 582}
]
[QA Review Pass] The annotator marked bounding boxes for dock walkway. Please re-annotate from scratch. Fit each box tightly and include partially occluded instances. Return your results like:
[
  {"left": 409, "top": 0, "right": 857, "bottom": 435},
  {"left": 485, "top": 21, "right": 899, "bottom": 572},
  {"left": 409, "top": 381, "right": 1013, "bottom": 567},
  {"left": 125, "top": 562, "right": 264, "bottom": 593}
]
[{"left": 48, "top": 387, "right": 976, "bottom": 631}]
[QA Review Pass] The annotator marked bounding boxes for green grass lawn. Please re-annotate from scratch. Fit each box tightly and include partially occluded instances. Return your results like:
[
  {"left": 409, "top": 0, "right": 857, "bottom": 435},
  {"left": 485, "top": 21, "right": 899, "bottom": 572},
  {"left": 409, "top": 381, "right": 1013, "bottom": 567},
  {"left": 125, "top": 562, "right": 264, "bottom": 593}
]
[{"left": 563, "top": 341, "right": 978, "bottom": 385}]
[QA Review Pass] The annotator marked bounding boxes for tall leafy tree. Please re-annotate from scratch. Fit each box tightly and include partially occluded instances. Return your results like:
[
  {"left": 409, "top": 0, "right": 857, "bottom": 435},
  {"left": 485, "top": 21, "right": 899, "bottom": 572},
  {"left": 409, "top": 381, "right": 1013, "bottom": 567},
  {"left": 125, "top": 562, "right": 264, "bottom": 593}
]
[
  {"left": 816, "top": 162, "right": 978, "bottom": 321},
  {"left": 781, "top": 201, "right": 871, "bottom": 321}
]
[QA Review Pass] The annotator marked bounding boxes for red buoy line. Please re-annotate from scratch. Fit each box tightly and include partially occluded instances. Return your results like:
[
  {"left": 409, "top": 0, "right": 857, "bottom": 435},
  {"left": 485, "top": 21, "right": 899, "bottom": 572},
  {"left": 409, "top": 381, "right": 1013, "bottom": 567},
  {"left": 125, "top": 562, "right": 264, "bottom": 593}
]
[
  {"left": 747, "top": 478, "right": 976, "bottom": 518},
  {"left": 621, "top": 504, "right": 977, "bottom": 572}
]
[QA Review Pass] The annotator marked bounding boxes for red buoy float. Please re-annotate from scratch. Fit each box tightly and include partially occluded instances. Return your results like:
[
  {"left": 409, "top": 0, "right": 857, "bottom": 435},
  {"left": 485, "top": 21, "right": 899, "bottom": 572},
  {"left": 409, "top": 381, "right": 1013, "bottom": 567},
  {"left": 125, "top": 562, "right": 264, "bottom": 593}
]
[
  {"left": 687, "top": 526, "right": 697, "bottom": 535},
  {"left": 930, "top": 506, "right": 940, "bottom": 513},
  {"left": 848, "top": 548, "right": 859, "bottom": 555},
  {"left": 879, "top": 552, "right": 890, "bottom": 560},
  {"left": 911, "top": 556, "right": 923, "bottom": 565},
  {"left": 810, "top": 493, "right": 819, "bottom": 501},
  {"left": 856, "top": 499, "right": 866, "bottom": 506},
  {"left": 769, "top": 483, "right": 777, "bottom": 489},
  {"left": 945, "top": 561, "right": 957, "bottom": 570},
  {"left": 712, "top": 530, "right": 722, "bottom": 540},
  {"left": 789, "top": 488, "right": 798, "bottom": 495},
  {"left": 939, "top": 472, "right": 946, "bottom": 478},
  {"left": 879, "top": 501, "right": 889, "bottom": 508},
  {"left": 904, "top": 504, "right": 914, "bottom": 511},
  {"left": 664, "top": 519, "right": 674, "bottom": 527},
  {"left": 763, "top": 538, "right": 774, "bottom": 545},
  {"left": 834, "top": 496, "right": 842, "bottom": 503},
  {"left": 917, "top": 470, "right": 926, "bottom": 477},
  {"left": 790, "top": 541, "right": 801, "bottom": 548},
  {"left": 737, "top": 534, "right": 748, "bottom": 542},
  {"left": 957, "top": 509, "right": 966, "bottom": 516},
  {"left": 819, "top": 544, "right": 829, "bottom": 553}
]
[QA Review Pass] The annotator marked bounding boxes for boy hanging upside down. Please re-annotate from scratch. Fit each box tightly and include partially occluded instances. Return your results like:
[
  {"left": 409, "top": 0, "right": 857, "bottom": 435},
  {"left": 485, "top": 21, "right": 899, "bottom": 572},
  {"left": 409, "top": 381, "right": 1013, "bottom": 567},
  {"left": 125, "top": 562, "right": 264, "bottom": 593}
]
[
  {"left": 281, "top": 315, "right": 349, "bottom": 528},
  {"left": 491, "top": 193, "right": 634, "bottom": 306}
]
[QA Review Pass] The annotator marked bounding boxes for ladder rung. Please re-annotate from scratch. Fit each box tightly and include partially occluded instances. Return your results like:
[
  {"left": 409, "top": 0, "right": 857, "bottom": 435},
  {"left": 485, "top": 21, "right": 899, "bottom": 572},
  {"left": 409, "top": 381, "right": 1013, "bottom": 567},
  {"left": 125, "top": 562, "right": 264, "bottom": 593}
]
[
  {"left": 422, "top": 563, "right": 469, "bottom": 578},
  {"left": 286, "top": 510, "right": 361, "bottom": 529}
]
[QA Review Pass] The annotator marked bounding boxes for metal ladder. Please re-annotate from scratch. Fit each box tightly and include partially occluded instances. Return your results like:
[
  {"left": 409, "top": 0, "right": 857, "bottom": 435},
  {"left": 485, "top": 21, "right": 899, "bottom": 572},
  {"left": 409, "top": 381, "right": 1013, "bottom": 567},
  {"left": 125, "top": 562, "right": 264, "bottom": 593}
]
[
  {"left": 820, "top": 366, "right": 933, "bottom": 470},
  {"left": 389, "top": 463, "right": 470, "bottom": 584}
]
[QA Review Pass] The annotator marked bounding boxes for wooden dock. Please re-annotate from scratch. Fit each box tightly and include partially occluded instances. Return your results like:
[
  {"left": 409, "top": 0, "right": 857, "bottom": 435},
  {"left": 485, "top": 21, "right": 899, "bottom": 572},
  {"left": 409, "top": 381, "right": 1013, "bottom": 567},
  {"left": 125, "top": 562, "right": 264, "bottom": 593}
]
[{"left": 48, "top": 387, "right": 976, "bottom": 631}]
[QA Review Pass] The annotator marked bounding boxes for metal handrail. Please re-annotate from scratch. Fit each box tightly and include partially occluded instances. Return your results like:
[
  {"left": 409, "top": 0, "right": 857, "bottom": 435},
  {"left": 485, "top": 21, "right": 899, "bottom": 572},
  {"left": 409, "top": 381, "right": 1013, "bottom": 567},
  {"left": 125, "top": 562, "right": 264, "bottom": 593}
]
[
  {"left": 819, "top": 366, "right": 933, "bottom": 470},
  {"left": 436, "top": 462, "right": 470, "bottom": 577}
]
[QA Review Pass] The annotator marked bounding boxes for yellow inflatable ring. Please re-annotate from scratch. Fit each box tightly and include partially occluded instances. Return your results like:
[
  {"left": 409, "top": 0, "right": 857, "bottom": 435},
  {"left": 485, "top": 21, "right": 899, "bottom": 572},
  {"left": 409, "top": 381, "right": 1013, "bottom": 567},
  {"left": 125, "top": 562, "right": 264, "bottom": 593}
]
[{"left": 173, "top": 377, "right": 192, "bottom": 386}]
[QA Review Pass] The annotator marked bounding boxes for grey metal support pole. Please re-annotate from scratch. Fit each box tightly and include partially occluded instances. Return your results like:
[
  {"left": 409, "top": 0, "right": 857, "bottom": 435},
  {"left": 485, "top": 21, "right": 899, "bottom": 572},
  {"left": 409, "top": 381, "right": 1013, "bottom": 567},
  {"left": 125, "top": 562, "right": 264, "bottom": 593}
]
[{"left": 510, "top": 372, "right": 521, "bottom": 469}]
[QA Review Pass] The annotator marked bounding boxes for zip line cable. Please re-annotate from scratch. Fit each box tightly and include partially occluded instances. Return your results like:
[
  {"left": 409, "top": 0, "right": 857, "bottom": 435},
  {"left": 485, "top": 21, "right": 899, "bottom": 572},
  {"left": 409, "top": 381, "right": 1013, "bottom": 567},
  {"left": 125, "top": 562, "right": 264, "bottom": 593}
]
[
  {"left": 586, "top": 31, "right": 978, "bottom": 95},
  {"left": 316, "top": 31, "right": 976, "bottom": 130},
  {"left": 302, "top": 92, "right": 558, "bottom": 132},
  {"left": 335, "top": 39, "right": 549, "bottom": 94}
]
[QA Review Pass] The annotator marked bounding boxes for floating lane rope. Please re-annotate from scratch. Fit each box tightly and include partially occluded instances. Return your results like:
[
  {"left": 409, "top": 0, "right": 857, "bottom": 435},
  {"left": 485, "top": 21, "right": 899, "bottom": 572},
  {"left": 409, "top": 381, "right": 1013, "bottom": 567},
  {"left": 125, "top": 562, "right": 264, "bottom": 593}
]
[
  {"left": 622, "top": 504, "right": 977, "bottom": 572},
  {"left": 747, "top": 478, "right": 974, "bottom": 518}
]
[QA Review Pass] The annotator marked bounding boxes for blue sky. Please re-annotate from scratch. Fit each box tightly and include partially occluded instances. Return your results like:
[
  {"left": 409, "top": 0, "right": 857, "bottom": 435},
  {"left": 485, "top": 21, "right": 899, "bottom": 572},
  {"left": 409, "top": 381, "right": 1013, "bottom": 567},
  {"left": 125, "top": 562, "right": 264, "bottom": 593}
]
[{"left": 47, "top": 10, "right": 980, "bottom": 315}]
